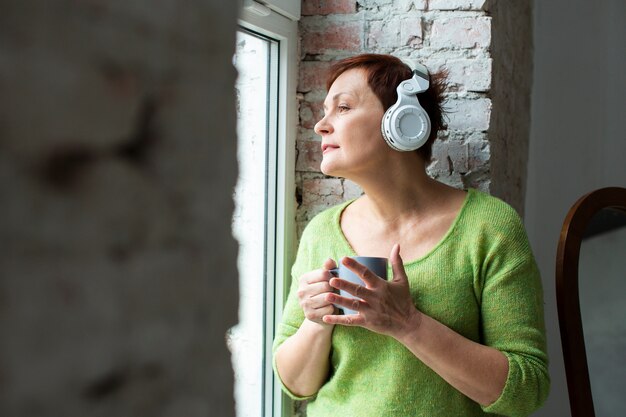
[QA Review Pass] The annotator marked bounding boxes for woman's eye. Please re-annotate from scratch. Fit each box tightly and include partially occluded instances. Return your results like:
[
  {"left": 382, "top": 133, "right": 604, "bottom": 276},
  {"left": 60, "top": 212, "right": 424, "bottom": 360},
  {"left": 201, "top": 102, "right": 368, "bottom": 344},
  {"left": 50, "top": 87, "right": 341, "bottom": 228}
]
[{"left": 338, "top": 105, "right": 350, "bottom": 112}]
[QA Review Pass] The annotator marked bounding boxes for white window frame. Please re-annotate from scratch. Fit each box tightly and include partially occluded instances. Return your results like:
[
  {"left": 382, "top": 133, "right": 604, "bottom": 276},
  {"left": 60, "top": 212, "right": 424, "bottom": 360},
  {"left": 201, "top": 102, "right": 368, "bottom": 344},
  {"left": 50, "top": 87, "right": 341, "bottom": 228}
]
[{"left": 238, "top": 2, "right": 298, "bottom": 417}]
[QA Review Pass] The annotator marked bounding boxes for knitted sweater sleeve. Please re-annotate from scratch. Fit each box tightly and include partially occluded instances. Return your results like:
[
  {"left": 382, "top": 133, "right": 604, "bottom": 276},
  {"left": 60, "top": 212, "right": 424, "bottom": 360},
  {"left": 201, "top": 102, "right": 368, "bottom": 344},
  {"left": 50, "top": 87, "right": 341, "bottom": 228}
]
[{"left": 477, "top": 205, "right": 550, "bottom": 417}]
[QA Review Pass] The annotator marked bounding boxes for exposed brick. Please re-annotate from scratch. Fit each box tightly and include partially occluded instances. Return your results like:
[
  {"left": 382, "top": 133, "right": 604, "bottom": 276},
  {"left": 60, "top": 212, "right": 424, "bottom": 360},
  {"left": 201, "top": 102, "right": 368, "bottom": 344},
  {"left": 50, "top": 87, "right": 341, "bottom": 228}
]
[
  {"left": 428, "top": 140, "right": 448, "bottom": 175},
  {"left": 296, "top": 140, "right": 323, "bottom": 172},
  {"left": 447, "top": 141, "right": 469, "bottom": 173},
  {"left": 298, "top": 1, "right": 499, "bottom": 219},
  {"left": 302, "top": 0, "right": 357, "bottom": 15},
  {"left": 302, "top": 178, "right": 345, "bottom": 218},
  {"left": 429, "top": 0, "right": 487, "bottom": 10},
  {"left": 431, "top": 169, "right": 465, "bottom": 189},
  {"left": 428, "top": 138, "right": 469, "bottom": 174},
  {"left": 301, "top": 19, "right": 362, "bottom": 55},
  {"left": 446, "top": 97, "right": 491, "bottom": 131},
  {"left": 343, "top": 179, "right": 363, "bottom": 199},
  {"left": 467, "top": 138, "right": 490, "bottom": 170},
  {"left": 430, "top": 17, "right": 491, "bottom": 49},
  {"left": 299, "top": 61, "right": 332, "bottom": 93},
  {"left": 401, "top": 18, "right": 423, "bottom": 48},
  {"left": 299, "top": 126, "right": 321, "bottom": 142},
  {"left": 300, "top": 103, "right": 314, "bottom": 128},
  {"left": 367, "top": 20, "right": 400, "bottom": 50},
  {"left": 398, "top": 0, "right": 428, "bottom": 10},
  {"left": 303, "top": 178, "right": 343, "bottom": 201},
  {"left": 428, "top": 58, "right": 492, "bottom": 92},
  {"left": 299, "top": 100, "right": 324, "bottom": 129},
  {"left": 358, "top": 0, "right": 393, "bottom": 7}
]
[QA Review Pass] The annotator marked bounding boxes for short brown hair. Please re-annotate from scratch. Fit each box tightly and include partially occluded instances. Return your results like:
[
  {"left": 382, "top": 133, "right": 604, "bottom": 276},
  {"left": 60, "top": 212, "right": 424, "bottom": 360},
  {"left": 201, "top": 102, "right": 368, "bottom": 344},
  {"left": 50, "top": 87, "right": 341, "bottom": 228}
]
[{"left": 325, "top": 54, "right": 448, "bottom": 161}]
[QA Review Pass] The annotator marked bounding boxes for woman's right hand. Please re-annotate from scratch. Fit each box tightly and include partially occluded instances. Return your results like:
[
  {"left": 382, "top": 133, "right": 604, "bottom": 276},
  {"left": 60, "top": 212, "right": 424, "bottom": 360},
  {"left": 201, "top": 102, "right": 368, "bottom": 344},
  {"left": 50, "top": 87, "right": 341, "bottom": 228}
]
[{"left": 297, "top": 258, "right": 338, "bottom": 325}]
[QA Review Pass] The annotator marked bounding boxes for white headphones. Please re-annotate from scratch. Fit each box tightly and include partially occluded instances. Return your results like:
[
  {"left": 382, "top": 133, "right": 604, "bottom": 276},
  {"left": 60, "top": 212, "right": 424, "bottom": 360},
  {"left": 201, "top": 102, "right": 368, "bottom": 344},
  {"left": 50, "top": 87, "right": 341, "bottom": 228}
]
[{"left": 380, "top": 62, "right": 431, "bottom": 152}]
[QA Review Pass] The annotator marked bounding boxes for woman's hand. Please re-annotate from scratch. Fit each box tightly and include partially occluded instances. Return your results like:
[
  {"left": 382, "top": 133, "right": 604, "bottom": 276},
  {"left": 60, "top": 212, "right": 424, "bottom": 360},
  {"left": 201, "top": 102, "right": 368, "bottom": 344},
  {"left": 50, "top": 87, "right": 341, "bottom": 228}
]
[
  {"left": 322, "top": 244, "right": 510, "bottom": 406},
  {"left": 322, "top": 244, "right": 422, "bottom": 339},
  {"left": 297, "top": 258, "right": 338, "bottom": 326},
  {"left": 275, "top": 258, "right": 338, "bottom": 396}
]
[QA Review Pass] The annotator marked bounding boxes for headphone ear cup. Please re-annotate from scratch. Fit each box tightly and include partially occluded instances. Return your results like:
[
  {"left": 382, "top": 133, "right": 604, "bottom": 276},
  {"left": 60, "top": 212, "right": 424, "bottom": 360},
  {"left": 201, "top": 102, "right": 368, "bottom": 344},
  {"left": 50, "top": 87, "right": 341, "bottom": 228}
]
[
  {"left": 381, "top": 105, "right": 403, "bottom": 152},
  {"left": 381, "top": 101, "right": 431, "bottom": 152}
]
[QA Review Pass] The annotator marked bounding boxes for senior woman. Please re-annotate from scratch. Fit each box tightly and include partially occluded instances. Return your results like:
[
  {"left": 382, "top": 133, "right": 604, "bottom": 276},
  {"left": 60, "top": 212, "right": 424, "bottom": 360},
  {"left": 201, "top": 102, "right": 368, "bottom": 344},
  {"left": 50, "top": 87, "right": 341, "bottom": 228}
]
[{"left": 273, "top": 54, "right": 549, "bottom": 417}]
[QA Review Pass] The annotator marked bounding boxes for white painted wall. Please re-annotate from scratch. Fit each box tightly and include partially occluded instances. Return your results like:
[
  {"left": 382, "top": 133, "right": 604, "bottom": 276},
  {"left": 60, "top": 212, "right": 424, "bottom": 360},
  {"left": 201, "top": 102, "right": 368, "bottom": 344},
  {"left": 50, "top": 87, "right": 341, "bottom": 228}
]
[{"left": 526, "top": 1, "right": 626, "bottom": 416}]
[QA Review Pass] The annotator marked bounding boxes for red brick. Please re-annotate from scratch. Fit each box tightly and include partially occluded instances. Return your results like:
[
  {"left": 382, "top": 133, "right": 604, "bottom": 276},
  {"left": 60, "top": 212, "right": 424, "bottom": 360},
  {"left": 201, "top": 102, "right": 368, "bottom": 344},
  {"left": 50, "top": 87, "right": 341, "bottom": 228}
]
[
  {"left": 299, "top": 61, "right": 332, "bottom": 93},
  {"left": 300, "top": 100, "right": 324, "bottom": 129},
  {"left": 296, "top": 140, "right": 323, "bottom": 172},
  {"left": 301, "top": 20, "right": 362, "bottom": 55},
  {"left": 302, "top": 178, "right": 344, "bottom": 206},
  {"left": 302, "top": 0, "right": 357, "bottom": 16}
]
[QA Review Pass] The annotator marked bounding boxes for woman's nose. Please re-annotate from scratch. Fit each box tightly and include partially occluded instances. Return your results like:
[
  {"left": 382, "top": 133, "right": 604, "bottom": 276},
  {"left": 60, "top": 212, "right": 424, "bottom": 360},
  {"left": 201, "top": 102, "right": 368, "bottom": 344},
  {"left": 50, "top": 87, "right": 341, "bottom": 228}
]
[{"left": 314, "top": 115, "right": 333, "bottom": 136}]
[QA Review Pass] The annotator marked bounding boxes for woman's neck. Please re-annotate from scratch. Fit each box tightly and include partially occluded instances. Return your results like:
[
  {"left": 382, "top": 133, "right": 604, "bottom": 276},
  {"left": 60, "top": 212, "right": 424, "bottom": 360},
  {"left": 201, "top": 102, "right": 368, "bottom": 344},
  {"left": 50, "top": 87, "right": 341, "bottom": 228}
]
[{"left": 349, "top": 155, "right": 450, "bottom": 226}]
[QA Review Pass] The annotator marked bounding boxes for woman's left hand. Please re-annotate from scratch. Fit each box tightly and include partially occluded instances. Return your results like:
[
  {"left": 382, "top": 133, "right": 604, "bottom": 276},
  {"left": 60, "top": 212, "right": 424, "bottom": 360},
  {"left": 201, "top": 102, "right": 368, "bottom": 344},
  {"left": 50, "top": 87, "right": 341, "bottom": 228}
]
[{"left": 323, "top": 243, "right": 422, "bottom": 339}]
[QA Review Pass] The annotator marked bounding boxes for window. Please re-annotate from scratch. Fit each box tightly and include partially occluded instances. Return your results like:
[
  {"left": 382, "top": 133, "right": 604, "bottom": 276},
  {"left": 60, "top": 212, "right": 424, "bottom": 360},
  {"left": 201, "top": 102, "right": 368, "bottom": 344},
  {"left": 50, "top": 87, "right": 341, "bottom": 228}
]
[{"left": 229, "top": 2, "right": 299, "bottom": 417}]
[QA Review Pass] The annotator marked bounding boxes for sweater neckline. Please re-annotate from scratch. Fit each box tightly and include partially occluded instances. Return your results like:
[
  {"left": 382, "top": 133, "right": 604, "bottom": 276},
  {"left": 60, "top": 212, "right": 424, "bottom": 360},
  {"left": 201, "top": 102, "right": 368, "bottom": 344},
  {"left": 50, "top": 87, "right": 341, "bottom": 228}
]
[{"left": 332, "top": 188, "right": 475, "bottom": 267}]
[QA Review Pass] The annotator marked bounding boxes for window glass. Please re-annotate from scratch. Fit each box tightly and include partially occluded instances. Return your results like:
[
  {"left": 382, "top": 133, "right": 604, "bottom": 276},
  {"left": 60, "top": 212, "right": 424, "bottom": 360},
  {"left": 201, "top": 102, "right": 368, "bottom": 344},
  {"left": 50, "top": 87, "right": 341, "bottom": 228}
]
[
  {"left": 230, "top": 6, "right": 298, "bottom": 416},
  {"left": 230, "top": 28, "right": 278, "bottom": 417}
]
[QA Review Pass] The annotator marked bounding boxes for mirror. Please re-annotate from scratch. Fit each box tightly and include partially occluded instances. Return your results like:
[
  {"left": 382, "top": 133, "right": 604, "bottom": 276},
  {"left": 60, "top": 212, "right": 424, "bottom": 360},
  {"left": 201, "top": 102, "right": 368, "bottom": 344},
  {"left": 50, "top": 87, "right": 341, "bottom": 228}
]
[
  {"left": 556, "top": 187, "right": 626, "bottom": 417},
  {"left": 579, "top": 208, "right": 626, "bottom": 416}
]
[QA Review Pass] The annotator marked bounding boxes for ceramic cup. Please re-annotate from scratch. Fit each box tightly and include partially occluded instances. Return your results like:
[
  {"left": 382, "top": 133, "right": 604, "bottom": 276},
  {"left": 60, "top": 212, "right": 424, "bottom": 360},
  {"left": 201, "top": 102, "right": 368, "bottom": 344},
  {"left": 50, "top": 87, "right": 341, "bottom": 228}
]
[{"left": 329, "top": 256, "right": 388, "bottom": 315}]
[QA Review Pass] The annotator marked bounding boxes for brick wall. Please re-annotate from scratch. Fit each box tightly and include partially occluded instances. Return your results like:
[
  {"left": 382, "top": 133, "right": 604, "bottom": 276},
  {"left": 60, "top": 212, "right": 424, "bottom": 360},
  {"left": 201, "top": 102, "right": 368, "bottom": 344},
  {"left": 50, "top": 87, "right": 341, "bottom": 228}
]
[
  {"left": 0, "top": 1, "right": 238, "bottom": 416},
  {"left": 296, "top": 0, "right": 532, "bottom": 235}
]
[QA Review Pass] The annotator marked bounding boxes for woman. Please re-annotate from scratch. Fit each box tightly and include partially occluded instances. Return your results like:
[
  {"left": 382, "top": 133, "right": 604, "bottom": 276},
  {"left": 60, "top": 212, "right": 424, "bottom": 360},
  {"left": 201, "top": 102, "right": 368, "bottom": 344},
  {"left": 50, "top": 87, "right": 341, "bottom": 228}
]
[{"left": 273, "top": 54, "right": 549, "bottom": 417}]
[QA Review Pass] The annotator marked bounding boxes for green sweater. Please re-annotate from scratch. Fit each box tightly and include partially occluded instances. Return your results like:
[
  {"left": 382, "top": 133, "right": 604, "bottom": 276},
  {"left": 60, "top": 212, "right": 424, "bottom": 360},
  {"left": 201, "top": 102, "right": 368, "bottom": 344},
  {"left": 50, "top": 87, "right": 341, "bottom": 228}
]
[{"left": 273, "top": 189, "right": 549, "bottom": 417}]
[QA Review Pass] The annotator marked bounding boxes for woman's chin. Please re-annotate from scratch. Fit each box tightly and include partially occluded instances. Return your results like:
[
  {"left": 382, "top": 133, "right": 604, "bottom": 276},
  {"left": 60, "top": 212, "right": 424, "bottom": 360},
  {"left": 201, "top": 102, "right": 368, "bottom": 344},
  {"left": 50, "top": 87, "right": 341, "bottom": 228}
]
[
  {"left": 320, "top": 164, "right": 342, "bottom": 178},
  {"left": 319, "top": 160, "right": 335, "bottom": 176}
]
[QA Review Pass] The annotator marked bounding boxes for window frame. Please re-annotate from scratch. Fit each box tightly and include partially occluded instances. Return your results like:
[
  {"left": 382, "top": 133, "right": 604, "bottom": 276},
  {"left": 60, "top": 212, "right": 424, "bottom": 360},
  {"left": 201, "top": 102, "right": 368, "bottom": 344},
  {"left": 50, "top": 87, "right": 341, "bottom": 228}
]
[{"left": 238, "top": 4, "right": 298, "bottom": 417}]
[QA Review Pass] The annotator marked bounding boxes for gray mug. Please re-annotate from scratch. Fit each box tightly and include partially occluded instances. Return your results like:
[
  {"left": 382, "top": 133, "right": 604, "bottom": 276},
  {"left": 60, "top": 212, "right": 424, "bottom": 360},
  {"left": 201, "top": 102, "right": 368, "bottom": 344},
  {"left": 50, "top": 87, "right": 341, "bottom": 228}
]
[{"left": 329, "top": 256, "right": 388, "bottom": 315}]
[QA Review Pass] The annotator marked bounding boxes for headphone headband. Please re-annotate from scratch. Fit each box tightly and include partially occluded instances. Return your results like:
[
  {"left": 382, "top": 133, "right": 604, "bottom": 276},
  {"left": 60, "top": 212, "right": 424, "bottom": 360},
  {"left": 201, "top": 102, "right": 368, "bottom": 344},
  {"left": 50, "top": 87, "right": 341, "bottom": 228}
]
[{"left": 411, "top": 63, "right": 429, "bottom": 82}]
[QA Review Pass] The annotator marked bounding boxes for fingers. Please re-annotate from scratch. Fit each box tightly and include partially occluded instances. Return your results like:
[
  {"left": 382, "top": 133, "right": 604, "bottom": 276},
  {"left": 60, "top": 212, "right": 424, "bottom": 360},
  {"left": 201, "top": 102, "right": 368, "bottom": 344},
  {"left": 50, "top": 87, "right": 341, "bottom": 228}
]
[
  {"left": 302, "top": 269, "right": 333, "bottom": 285},
  {"left": 304, "top": 304, "right": 336, "bottom": 323},
  {"left": 390, "top": 243, "right": 408, "bottom": 283},
  {"left": 323, "top": 312, "right": 365, "bottom": 326},
  {"left": 328, "top": 277, "right": 372, "bottom": 300},
  {"left": 303, "top": 258, "right": 336, "bottom": 285},
  {"left": 298, "top": 280, "right": 333, "bottom": 298},
  {"left": 301, "top": 291, "right": 336, "bottom": 310},
  {"left": 298, "top": 278, "right": 333, "bottom": 304},
  {"left": 340, "top": 257, "right": 382, "bottom": 287},
  {"left": 322, "top": 257, "right": 337, "bottom": 271},
  {"left": 325, "top": 292, "right": 364, "bottom": 312}
]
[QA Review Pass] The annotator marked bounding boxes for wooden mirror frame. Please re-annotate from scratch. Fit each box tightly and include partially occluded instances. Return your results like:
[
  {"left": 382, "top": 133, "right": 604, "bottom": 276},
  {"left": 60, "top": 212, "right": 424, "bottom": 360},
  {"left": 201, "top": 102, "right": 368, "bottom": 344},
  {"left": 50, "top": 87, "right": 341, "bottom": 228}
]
[{"left": 556, "top": 186, "right": 626, "bottom": 417}]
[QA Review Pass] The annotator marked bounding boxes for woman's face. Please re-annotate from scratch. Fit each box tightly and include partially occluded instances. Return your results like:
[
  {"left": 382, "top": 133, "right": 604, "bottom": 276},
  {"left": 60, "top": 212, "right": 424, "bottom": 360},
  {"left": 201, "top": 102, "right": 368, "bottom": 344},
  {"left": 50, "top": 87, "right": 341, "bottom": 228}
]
[{"left": 315, "top": 68, "right": 388, "bottom": 179}]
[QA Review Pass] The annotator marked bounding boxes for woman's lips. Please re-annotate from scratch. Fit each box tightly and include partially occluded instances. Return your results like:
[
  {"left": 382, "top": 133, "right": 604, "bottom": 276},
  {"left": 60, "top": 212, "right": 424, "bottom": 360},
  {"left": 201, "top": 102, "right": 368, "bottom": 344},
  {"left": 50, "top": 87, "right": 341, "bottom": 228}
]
[{"left": 322, "top": 144, "right": 339, "bottom": 154}]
